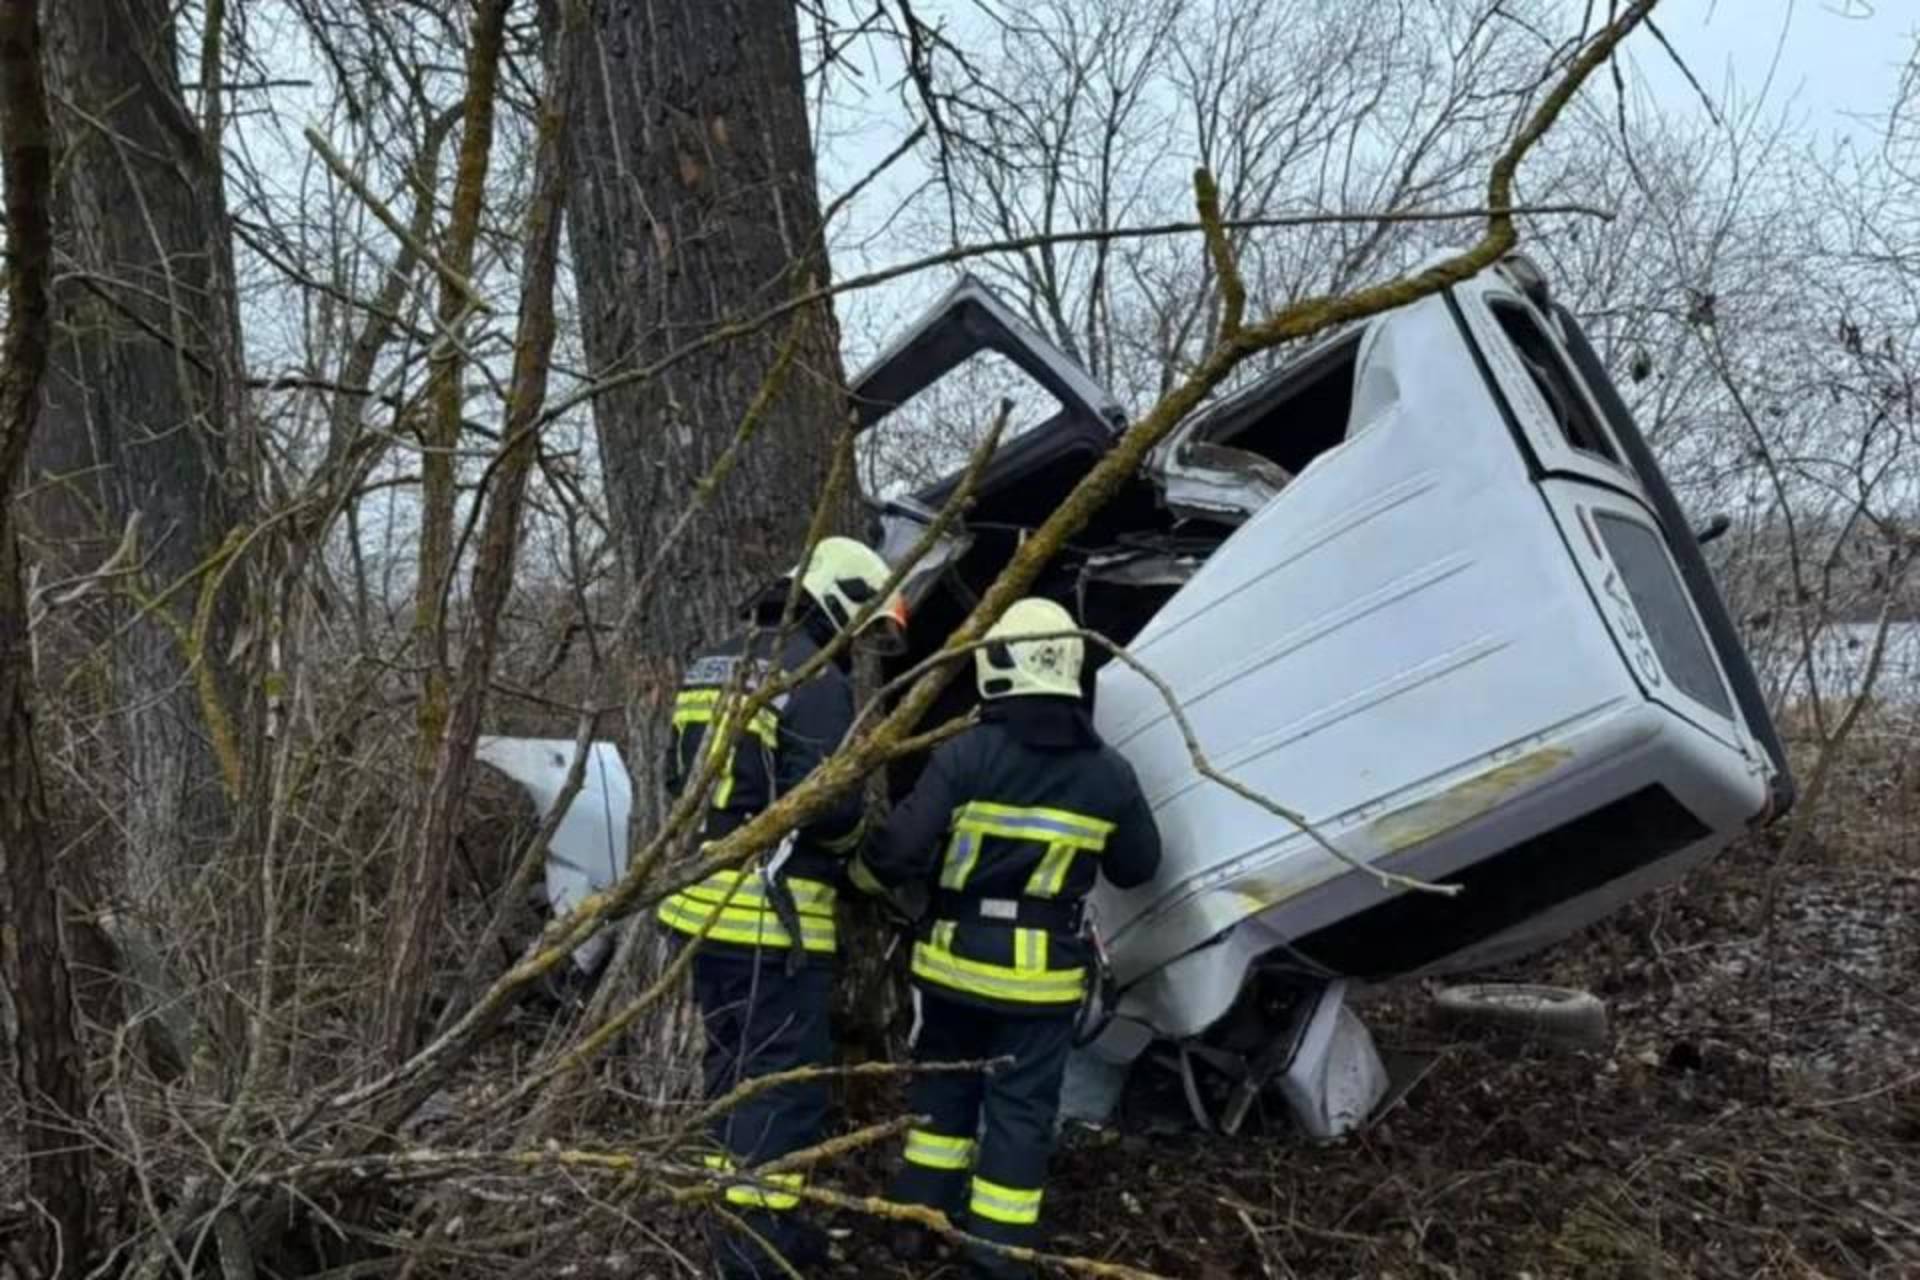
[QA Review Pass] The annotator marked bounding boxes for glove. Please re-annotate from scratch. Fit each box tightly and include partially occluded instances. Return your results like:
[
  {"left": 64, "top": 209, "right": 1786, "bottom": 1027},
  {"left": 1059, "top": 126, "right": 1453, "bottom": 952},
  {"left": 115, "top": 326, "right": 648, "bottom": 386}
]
[{"left": 847, "top": 855, "right": 926, "bottom": 926}]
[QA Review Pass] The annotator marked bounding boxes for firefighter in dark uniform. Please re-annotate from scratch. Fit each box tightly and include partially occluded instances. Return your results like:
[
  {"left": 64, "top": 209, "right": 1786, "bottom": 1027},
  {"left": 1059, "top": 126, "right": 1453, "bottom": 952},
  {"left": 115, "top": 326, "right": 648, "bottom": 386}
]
[
  {"left": 656, "top": 535, "right": 904, "bottom": 1280},
  {"left": 854, "top": 597, "right": 1162, "bottom": 1277}
]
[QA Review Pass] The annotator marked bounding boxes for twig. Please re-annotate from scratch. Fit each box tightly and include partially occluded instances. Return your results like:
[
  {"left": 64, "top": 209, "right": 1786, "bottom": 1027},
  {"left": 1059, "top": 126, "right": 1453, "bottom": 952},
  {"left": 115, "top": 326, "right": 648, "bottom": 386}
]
[
  {"left": 683, "top": 1056, "right": 1012, "bottom": 1135},
  {"left": 860, "top": 629, "right": 1455, "bottom": 897},
  {"left": 821, "top": 121, "right": 927, "bottom": 226},
  {"left": 1803, "top": 1062, "right": 1920, "bottom": 1112},
  {"left": 1087, "top": 632, "right": 1457, "bottom": 897},
  {"left": 536, "top": 202, "right": 1617, "bottom": 429},
  {"left": 259, "top": 1117, "right": 913, "bottom": 1191},
  {"left": 710, "top": 1206, "right": 805, "bottom": 1280},
  {"left": 1642, "top": 15, "right": 1722, "bottom": 126},
  {"left": 711, "top": 1116, "right": 920, "bottom": 1184},
  {"left": 302, "top": 126, "right": 489, "bottom": 314}
]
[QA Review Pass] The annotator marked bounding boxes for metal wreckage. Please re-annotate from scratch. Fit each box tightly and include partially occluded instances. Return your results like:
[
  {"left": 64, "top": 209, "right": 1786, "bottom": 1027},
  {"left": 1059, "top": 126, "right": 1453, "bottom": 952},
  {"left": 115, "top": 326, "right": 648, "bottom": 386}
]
[{"left": 477, "top": 252, "right": 1794, "bottom": 1141}]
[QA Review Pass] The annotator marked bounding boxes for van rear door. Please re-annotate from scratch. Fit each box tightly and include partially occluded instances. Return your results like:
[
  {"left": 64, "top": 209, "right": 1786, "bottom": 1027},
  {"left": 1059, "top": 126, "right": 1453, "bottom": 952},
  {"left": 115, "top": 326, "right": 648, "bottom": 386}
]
[
  {"left": 847, "top": 272, "right": 1131, "bottom": 616},
  {"left": 848, "top": 273, "right": 1127, "bottom": 437},
  {"left": 1447, "top": 271, "right": 1764, "bottom": 769}
]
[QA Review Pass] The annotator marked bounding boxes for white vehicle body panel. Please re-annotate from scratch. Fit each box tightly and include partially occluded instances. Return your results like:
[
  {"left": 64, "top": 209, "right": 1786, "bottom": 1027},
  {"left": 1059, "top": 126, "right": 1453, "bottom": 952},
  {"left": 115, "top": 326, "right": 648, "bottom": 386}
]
[{"left": 473, "top": 736, "right": 632, "bottom": 974}]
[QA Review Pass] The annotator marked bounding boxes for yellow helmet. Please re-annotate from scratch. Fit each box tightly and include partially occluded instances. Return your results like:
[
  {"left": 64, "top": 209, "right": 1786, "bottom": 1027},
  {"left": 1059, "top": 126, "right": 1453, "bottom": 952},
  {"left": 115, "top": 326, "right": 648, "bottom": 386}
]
[
  {"left": 976, "top": 597, "right": 1083, "bottom": 700},
  {"left": 795, "top": 535, "right": 907, "bottom": 654}
]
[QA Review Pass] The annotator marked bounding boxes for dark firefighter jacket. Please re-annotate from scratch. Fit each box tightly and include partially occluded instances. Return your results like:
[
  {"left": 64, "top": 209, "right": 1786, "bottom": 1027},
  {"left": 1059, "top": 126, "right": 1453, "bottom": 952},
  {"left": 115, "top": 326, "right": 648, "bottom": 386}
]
[
  {"left": 859, "top": 696, "right": 1161, "bottom": 1014},
  {"left": 655, "top": 608, "right": 864, "bottom": 958}
]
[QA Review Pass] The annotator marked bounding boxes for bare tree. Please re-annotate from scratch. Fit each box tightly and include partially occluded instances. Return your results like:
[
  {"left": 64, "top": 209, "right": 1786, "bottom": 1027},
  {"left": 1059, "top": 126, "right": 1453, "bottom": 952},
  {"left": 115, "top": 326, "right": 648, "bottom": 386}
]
[
  {"left": 877, "top": 0, "right": 1557, "bottom": 414},
  {"left": 32, "top": 0, "right": 256, "bottom": 917},
  {"left": 0, "top": 0, "right": 92, "bottom": 1271},
  {"left": 555, "top": 0, "right": 859, "bottom": 825}
]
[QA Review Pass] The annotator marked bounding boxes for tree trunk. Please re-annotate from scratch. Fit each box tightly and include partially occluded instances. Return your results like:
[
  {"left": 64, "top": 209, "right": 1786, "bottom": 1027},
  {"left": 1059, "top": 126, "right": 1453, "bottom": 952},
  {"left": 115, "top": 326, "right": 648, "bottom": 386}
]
[
  {"left": 552, "top": 0, "right": 860, "bottom": 1051},
  {"left": 0, "top": 0, "right": 94, "bottom": 1269},
  {"left": 555, "top": 0, "right": 859, "bottom": 1048},
  {"left": 33, "top": 0, "right": 250, "bottom": 910},
  {"left": 559, "top": 0, "right": 855, "bottom": 819}
]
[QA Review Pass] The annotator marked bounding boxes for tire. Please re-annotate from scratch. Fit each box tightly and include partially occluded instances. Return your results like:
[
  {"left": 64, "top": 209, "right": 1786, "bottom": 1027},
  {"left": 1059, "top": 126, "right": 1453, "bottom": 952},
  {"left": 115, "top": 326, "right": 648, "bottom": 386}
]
[{"left": 1433, "top": 982, "right": 1610, "bottom": 1051}]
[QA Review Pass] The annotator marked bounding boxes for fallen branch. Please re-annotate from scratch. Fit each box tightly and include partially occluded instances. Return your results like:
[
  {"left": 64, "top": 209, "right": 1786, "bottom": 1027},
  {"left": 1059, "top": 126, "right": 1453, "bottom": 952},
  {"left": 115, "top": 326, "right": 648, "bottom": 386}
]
[
  {"left": 288, "top": 1, "right": 1657, "bottom": 1217},
  {"left": 681, "top": 1055, "right": 1013, "bottom": 1137},
  {"left": 1088, "top": 631, "right": 1459, "bottom": 897},
  {"left": 537, "top": 203, "right": 1618, "bottom": 430},
  {"left": 774, "top": 1182, "right": 1173, "bottom": 1280}
]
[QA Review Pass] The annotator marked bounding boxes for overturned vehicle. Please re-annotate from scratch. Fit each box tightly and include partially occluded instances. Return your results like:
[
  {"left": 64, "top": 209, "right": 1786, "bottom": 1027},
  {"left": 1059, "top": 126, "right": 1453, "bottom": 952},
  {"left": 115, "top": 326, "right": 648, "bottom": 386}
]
[{"left": 482, "top": 252, "right": 1793, "bottom": 1140}]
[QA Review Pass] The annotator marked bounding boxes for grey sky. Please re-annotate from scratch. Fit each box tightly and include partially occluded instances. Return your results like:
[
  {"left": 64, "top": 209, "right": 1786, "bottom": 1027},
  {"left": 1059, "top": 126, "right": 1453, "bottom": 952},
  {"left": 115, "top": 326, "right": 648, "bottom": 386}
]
[
  {"left": 1636, "top": 0, "right": 1914, "bottom": 142},
  {"left": 808, "top": 0, "right": 1918, "bottom": 369}
]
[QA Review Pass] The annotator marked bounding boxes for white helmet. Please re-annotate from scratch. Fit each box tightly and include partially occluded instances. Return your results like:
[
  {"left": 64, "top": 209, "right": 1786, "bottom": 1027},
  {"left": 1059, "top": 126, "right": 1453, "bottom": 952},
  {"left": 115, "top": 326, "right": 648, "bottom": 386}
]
[
  {"left": 976, "top": 597, "right": 1083, "bottom": 700},
  {"left": 794, "top": 535, "right": 906, "bottom": 653}
]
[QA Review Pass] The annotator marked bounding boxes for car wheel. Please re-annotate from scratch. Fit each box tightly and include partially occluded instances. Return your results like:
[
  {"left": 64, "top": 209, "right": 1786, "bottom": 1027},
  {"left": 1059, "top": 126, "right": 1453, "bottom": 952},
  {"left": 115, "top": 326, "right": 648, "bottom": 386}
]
[{"left": 1432, "top": 982, "right": 1610, "bottom": 1051}]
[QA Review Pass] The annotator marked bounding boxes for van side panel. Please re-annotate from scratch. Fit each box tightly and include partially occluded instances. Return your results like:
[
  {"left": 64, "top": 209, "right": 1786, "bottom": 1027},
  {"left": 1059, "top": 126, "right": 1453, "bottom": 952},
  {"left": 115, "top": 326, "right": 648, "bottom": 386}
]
[{"left": 1090, "top": 291, "right": 1647, "bottom": 986}]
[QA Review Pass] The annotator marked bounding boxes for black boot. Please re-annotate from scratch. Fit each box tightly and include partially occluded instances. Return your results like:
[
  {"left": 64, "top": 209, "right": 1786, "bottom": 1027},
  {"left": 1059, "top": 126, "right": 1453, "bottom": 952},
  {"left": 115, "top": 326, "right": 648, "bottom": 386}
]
[
  {"left": 888, "top": 1223, "right": 938, "bottom": 1264},
  {"left": 711, "top": 1212, "right": 827, "bottom": 1279},
  {"left": 961, "top": 1239, "right": 1037, "bottom": 1280}
]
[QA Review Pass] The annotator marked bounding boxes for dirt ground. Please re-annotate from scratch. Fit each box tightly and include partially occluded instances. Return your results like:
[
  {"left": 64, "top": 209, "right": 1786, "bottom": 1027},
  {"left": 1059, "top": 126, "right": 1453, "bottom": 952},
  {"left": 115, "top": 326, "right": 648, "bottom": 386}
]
[
  {"left": 6, "top": 812, "right": 1917, "bottom": 1279},
  {"left": 813, "top": 837, "right": 1920, "bottom": 1279}
]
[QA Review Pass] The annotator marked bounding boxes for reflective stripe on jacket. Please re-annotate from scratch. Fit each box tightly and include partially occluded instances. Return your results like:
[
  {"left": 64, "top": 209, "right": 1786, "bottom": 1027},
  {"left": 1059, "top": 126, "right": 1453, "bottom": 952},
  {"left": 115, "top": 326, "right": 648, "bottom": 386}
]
[
  {"left": 658, "top": 868, "right": 840, "bottom": 953},
  {"left": 862, "top": 696, "right": 1161, "bottom": 1014},
  {"left": 656, "top": 616, "right": 863, "bottom": 956}
]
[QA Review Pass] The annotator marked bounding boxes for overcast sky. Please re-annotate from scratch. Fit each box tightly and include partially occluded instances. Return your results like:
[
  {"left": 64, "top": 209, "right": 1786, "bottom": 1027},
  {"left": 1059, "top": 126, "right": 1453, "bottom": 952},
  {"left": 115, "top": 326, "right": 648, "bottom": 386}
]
[
  {"left": 1637, "top": 0, "right": 1913, "bottom": 141},
  {"left": 808, "top": 0, "right": 1918, "bottom": 369}
]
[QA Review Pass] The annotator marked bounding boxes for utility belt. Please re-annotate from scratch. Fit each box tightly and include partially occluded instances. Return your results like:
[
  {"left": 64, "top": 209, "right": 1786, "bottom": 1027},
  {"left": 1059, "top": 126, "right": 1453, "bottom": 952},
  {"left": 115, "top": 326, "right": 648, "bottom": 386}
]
[
  {"left": 913, "top": 889, "right": 1115, "bottom": 1037},
  {"left": 937, "top": 889, "right": 1119, "bottom": 1046},
  {"left": 930, "top": 889, "right": 1085, "bottom": 936}
]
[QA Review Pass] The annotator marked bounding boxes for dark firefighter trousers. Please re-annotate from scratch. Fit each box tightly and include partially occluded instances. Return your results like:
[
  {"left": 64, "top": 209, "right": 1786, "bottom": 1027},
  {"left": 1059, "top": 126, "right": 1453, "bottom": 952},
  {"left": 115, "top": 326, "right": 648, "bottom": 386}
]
[
  {"left": 888, "top": 988, "right": 1075, "bottom": 1268},
  {"left": 692, "top": 949, "right": 832, "bottom": 1278}
]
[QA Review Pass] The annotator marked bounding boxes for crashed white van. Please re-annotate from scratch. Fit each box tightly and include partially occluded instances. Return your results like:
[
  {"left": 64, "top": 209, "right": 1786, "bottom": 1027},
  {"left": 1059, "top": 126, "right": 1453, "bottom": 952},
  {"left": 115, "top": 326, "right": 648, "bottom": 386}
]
[
  {"left": 853, "top": 251, "right": 1792, "bottom": 1135},
  {"left": 480, "top": 251, "right": 1792, "bottom": 1140}
]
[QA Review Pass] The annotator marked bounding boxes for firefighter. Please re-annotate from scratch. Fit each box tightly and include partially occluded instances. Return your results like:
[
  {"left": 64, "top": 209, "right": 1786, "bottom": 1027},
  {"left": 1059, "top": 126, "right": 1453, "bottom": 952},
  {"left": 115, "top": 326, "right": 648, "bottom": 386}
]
[
  {"left": 656, "top": 534, "right": 904, "bottom": 1280},
  {"left": 854, "top": 597, "right": 1162, "bottom": 1277}
]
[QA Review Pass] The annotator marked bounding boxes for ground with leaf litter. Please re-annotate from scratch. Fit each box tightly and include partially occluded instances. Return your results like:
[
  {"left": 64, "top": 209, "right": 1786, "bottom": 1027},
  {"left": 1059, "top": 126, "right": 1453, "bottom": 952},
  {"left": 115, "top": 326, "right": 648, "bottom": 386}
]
[
  {"left": 6, "top": 816, "right": 1917, "bottom": 1278},
  {"left": 813, "top": 834, "right": 1920, "bottom": 1279}
]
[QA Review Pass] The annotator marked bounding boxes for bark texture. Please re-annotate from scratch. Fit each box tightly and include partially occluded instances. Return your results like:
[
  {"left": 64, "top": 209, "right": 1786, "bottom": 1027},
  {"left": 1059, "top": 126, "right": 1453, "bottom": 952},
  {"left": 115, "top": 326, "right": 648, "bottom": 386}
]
[
  {"left": 558, "top": 0, "right": 856, "bottom": 828},
  {"left": 33, "top": 0, "right": 250, "bottom": 905},
  {"left": 0, "top": 0, "right": 94, "bottom": 1270}
]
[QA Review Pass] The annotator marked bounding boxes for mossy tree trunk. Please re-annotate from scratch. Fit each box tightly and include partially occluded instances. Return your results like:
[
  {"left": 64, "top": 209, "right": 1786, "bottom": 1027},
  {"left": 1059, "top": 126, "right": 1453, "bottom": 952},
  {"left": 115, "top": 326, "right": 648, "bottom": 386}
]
[
  {"left": 34, "top": 0, "right": 252, "bottom": 911},
  {"left": 0, "top": 0, "right": 94, "bottom": 1270}
]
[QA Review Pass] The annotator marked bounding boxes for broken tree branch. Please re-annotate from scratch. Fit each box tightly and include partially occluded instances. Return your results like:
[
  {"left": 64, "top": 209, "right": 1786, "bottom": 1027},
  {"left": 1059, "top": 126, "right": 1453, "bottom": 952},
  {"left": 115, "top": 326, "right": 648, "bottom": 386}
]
[
  {"left": 304, "top": 0, "right": 1656, "bottom": 1175},
  {"left": 536, "top": 200, "right": 1618, "bottom": 429}
]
